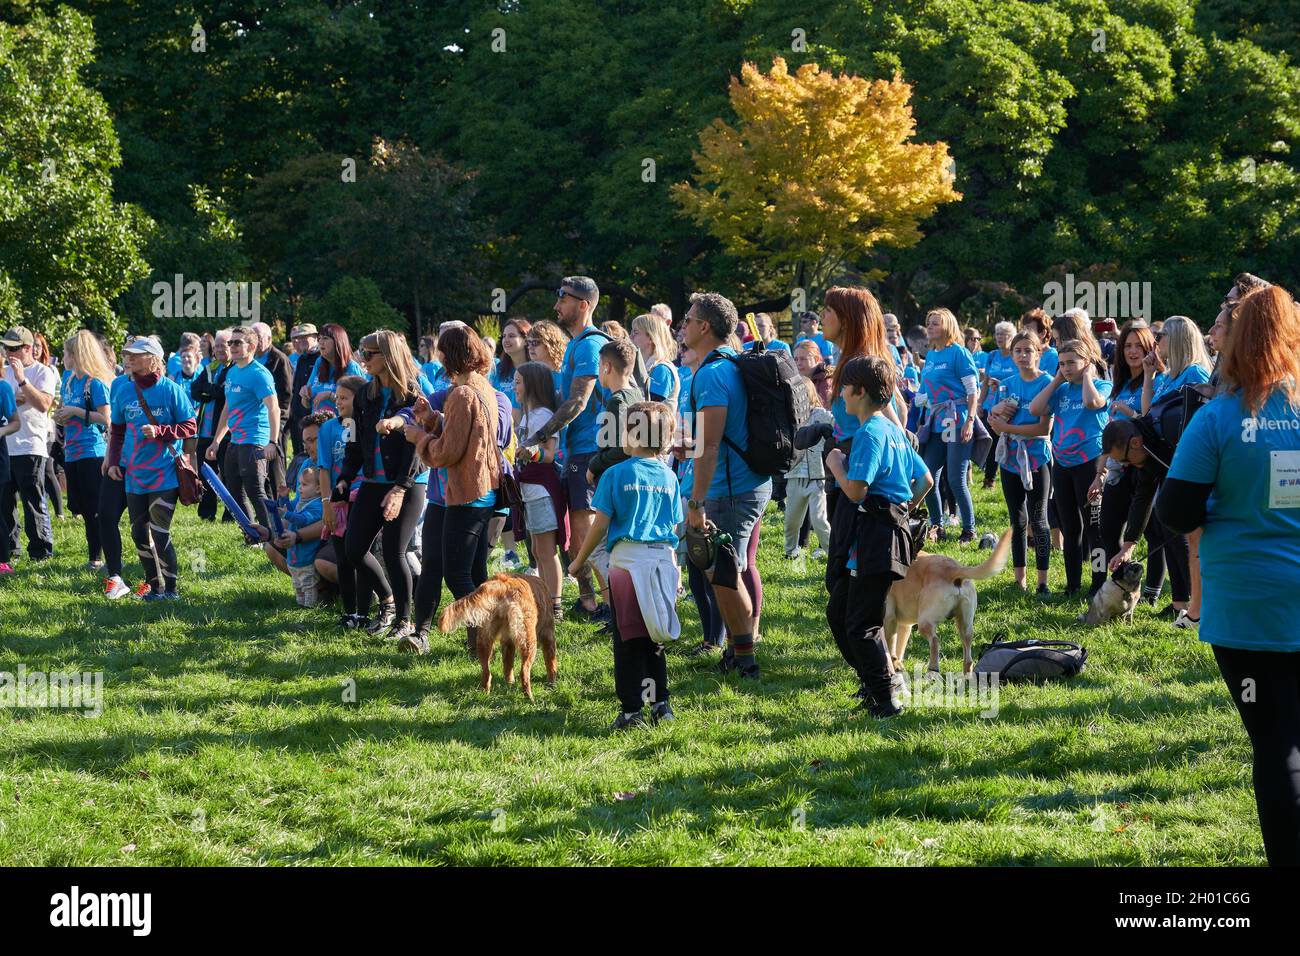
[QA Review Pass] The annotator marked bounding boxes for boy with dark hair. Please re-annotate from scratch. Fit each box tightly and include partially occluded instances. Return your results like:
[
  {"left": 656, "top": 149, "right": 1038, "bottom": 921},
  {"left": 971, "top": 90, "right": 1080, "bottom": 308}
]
[
  {"left": 587, "top": 337, "right": 646, "bottom": 486},
  {"left": 825, "top": 356, "right": 932, "bottom": 718},
  {"left": 570, "top": 402, "right": 683, "bottom": 729}
]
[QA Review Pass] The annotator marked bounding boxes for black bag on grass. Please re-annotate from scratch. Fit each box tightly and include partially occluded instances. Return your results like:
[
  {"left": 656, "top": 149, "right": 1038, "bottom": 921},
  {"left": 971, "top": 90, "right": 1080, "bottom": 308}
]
[{"left": 973, "top": 638, "right": 1087, "bottom": 681}]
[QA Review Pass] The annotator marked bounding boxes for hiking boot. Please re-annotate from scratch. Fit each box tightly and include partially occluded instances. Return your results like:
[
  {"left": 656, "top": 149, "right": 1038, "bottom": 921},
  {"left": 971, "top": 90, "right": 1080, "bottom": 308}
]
[
  {"left": 610, "top": 711, "right": 647, "bottom": 731},
  {"left": 397, "top": 626, "right": 429, "bottom": 655},
  {"left": 851, "top": 680, "right": 869, "bottom": 701},
  {"left": 386, "top": 620, "right": 414, "bottom": 644},
  {"left": 650, "top": 701, "right": 675, "bottom": 725},
  {"left": 366, "top": 603, "right": 397, "bottom": 635},
  {"left": 718, "top": 646, "right": 737, "bottom": 674},
  {"left": 857, "top": 694, "right": 904, "bottom": 719},
  {"left": 957, "top": 530, "right": 976, "bottom": 545}
]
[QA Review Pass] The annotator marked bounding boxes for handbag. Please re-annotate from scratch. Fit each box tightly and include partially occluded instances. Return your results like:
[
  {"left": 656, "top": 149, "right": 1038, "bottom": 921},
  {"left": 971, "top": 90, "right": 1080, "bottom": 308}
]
[
  {"left": 470, "top": 386, "right": 524, "bottom": 510},
  {"left": 133, "top": 381, "right": 204, "bottom": 506}
]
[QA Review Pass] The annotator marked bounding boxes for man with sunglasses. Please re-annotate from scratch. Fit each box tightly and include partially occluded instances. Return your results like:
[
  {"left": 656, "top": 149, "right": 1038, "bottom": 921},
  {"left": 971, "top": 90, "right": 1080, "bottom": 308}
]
[
  {"left": 205, "top": 326, "right": 281, "bottom": 529},
  {"left": 1, "top": 325, "right": 57, "bottom": 563}
]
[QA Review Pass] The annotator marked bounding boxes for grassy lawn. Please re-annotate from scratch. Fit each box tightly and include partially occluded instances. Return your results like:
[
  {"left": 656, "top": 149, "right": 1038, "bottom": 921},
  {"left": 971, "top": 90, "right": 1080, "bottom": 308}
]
[{"left": 0, "top": 484, "right": 1259, "bottom": 866}]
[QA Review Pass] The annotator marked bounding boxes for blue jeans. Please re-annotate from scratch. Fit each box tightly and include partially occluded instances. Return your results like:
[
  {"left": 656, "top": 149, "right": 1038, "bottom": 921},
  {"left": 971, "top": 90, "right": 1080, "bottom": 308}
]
[{"left": 922, "top": 434, "right": 974, "bottom": 533}]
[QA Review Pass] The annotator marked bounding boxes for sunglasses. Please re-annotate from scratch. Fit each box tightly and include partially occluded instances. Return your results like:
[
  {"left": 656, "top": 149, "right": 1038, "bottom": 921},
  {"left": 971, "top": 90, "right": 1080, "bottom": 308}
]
[
  {"left": 555, "top": 289, "right": 588, "bottom": 302},
  {"left": 360, "top": 348, "right": 380, "bottom": 359},
  {"left": 228, "top": 339, "right": 248, "bottom": 347}
]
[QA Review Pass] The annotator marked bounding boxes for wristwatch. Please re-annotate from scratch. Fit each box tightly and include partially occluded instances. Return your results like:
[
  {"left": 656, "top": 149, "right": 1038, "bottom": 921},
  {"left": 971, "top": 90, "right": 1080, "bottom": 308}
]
[{"left": 687, "top": 498, "right": 703, "bottom": 511}]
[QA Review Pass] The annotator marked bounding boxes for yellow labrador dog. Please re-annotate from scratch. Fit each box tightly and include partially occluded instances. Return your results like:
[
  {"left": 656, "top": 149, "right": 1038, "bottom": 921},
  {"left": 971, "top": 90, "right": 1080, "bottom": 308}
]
[{"left": 885, "top": 530, "right": 1012, "bottom": 674}]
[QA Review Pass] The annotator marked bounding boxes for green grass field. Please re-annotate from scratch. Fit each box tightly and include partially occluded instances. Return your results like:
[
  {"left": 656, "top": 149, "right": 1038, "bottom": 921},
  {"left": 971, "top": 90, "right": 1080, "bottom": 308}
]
[{"left": 0, "top": 484, "right": 1259, "bottom": 866}]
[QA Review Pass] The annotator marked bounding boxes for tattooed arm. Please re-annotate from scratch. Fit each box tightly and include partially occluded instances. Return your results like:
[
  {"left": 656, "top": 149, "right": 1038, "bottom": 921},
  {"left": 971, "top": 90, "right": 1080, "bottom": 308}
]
[{"left": 522, "top": 374, "right": 596, "bottom": 448}]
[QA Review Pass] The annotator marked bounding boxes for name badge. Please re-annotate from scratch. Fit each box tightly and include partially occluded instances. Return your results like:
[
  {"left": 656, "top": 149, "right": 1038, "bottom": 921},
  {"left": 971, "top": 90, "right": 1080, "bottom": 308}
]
[{"left": 1269, "top": 450, "right": 1300, "bottom": 509}]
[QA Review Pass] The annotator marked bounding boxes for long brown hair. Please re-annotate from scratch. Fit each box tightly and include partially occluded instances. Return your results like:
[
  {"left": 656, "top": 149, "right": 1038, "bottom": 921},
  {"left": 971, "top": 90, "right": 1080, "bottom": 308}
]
[
  {"left": 1221, "top": 285, "right": 1300, "bottom": 415},
  {"left": 1113, "top": 322, "right": 1155, "bottom": 395},
  {"left": 824, "top": 286, "right": 889, "bottom": 399},
  {"left": 497, "top": 318, "right": 531, "bottom": 382},
  {"left": 317, "top": 323, "right": 354, "bottom": 382}
]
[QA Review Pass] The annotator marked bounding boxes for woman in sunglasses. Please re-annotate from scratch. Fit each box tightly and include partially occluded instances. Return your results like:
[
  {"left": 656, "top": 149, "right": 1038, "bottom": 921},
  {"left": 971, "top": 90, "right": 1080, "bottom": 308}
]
[{"left": 331, "top": 330, "right": 428, "bottom": 643}]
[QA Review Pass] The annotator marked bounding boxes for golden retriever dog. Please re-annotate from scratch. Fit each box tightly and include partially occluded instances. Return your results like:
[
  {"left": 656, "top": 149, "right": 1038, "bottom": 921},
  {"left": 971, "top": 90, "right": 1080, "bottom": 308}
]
[
  {"left": 438, "top": 573, "right": 557, "bottom": 700},
  {"left": 885, "top": 530, "right": 1012, "bottom": 674}
]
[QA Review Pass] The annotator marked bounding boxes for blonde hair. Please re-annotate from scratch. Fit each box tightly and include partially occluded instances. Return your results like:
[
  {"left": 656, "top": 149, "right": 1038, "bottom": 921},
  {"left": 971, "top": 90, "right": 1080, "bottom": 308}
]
[
  {"left": 631, "top": 312, "right": 678, "bottom": 364},
  {"left": 529, "top": 320, "right": 568, "bottom": 371},
  {"left": 802, "top": 376, "right": 822, "bottom": 409},
  {"left": 1161, "top": 316, "right": 1212, "bottom": 380},
  {"left": 359, "top": 330, "right": 420, "bottom": 403},
  {"left": 64, "top": 330, "right": 113, "bottom": 385},
  {"left": 926, "top": 308, "right": 962, "bottom": 348}
]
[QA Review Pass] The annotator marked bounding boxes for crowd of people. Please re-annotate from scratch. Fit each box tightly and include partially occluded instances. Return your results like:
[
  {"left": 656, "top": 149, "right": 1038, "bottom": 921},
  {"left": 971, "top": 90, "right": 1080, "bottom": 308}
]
[{"left": 1, "top": 273, "right": 1297, "bottom": 864}]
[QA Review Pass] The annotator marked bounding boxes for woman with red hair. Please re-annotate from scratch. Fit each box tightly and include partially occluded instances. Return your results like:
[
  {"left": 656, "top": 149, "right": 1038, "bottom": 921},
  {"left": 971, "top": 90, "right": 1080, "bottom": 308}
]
[{"left": 1157, "top": 284, "right": 1300, "bottom": 865}]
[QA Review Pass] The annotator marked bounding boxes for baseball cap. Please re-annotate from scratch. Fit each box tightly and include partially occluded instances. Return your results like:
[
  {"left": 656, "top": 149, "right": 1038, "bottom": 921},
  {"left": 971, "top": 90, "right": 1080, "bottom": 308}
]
[
  {"left": 123, "top": 337, "right": 164, "bottom": 358},
  {"left": 290, "top": 323, "right": 318, "bottom": 338},
  {"left": 1, "top": 326, "right": 34, "bottom": 349}
]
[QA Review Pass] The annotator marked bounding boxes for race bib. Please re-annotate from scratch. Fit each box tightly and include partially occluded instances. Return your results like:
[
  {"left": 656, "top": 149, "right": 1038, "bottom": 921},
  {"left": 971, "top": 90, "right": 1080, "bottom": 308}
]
[{"left": 1269, "top": 450, "right": 1300, "bottom": 509}]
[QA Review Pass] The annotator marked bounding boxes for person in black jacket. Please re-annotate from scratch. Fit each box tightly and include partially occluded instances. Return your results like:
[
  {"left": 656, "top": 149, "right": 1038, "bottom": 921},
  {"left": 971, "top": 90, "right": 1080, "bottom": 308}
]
[
  {"left": 331, "top": 330, "right": 427, "bottom": 642},
  {"left": 1092, "top": 416, "right": 1192, "bottom": 616},
  {"left": 251, "top": 321, "right": 293, "bottom": 458},
  {"left": 287, "top": 323, "right": 319, "bottom": 457}
]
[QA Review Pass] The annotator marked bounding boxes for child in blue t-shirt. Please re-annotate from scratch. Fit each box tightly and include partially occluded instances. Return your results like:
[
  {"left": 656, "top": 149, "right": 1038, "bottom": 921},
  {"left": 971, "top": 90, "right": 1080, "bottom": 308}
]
[
  {"left": 570, "top": 402, "right": 684, "bottom": 730},
  {"left": 825, "top": 357, "right": 932, "bottom": 718}
]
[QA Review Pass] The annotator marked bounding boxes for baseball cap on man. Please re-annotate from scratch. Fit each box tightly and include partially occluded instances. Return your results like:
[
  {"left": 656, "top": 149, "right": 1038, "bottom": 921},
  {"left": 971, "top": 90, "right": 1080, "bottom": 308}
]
[
  {"left": 290, "top": 323, "right": 318, "bottom": 338},
  {"left": 123, "top": 337, "right": 164, "bottom": 358},
  {"left": 1, "top": 326, "right": 34, "bottom": 349}
]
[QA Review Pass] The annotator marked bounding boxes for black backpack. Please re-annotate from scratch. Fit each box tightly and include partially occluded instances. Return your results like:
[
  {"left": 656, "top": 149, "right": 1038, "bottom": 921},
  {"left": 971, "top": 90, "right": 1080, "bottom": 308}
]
[
  {"left": 691, "top": 341, "right": 810, "bottom": 479},
  {"left": 1143, "top": 382, "right": 1213, "bottom": 453},
  {"left": 973, "top": 638, "right": 1088, "bottom": 682}
]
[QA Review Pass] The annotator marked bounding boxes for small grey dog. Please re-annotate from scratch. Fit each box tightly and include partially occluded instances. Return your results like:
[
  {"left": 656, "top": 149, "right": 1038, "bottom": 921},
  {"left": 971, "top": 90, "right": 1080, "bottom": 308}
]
[{"left": 1078, "top": 561, "right": 1145, "bottom": 626}]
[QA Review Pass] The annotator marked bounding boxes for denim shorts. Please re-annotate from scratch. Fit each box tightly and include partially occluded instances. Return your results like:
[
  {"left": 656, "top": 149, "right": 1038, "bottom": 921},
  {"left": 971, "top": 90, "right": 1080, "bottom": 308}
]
[
  {"left": 523, "top": 495, "right": 558, "bottom": 534},
  {"left": 705, "top": 483, "right": 772, "bottom": 573}
]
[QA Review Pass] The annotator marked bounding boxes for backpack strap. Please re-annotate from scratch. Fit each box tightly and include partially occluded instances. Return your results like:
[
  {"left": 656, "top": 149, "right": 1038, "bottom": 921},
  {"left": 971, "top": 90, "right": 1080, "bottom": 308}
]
[{"left": 132, "top": 381, "right": 182, "bottom": 464}]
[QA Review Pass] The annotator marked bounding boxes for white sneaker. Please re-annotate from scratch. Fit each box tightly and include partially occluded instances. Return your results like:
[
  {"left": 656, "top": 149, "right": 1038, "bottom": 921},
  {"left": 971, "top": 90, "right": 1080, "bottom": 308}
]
[
  {"left": 1173, "top": 610, "right": 1200, "bottom": 632},
  {"left": 103, "top": 576, "right": 130, "bottom": 600},
  {"left": 811, "top": 548, "right": 828, "bottom": 560},
  {"left": 784, "top": 548, "right": 802, "bottom": 560},
  {"left": 944, "top": 514, "right": 960, "bottom": 528},
  {"left": 501, "top": 551, "right": 521, "bottom": 570},
  {"left": 523, "top": 565, "right": 540, "bottom": 578}
]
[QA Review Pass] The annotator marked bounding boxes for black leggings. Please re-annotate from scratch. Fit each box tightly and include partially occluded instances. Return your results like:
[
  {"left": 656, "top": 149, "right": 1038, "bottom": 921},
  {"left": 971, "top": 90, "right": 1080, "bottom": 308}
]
[
  {"left": 1212, "top": 644, "right": 1300, "bottom": 866},
  {"left": 64, "top": 456, "right": 104, "bottom": 563},
  {"left": 826, "top": 570, "right": 895, "bottom": 701},
  {"left": 686, "top": 557, "right": 725, "bottom": 648},
  {"left": 97, "top": 474, "right": 128, "bottom": 578},
  {"left": 414, "top": 502, "right": 493, "bottom": 631},
  {"left": 127, "top": 488, "right": 179, "bottom": 593},
  {"left": 611, "top": 623, "right": 668, "bottom": 713},
  {"left": 335, "top": 529, "right": 386, "bottom": 617},
  {"left": 1000, "top": 464, "right": 1051, "bottom": 572},
  {"left": 980, "top": 410, "right": 999, "bottom": 483},
  {"left": 1052, "top": 458, "right": 1106, "bottom": 593},
  {"left": 44, "top": 455, "right": 63, "bottom": 517},
  {"left": 344, "top": 481, "right": 427, "bottom": 623}
]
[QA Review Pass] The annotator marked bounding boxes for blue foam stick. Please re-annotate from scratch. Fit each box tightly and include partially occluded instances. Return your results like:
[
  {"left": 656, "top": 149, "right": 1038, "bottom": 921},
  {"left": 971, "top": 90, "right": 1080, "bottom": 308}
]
[
  {"left": 200, "top": 462, "right": 260, "bottom": 542},
  {"left": 265, "top": 499, "right": 285, "bottom": 537}
]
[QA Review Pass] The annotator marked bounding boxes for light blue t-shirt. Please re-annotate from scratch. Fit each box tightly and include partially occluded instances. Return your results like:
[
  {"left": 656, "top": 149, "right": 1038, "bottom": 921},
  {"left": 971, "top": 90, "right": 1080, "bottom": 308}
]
[
  {"left": 1153, "top": 363, "right": 1211, "bottom": 402},
  {"left": 647, "top": 361, "right": 678, "bottom": 403},
  {"left": 559, "top": 328, "right": 609, "bottom": 455},
  {"left": 1039, "top": 346, "right": 1060, "bottom": 375},
  {"left": 306, "top": 357, "right": 365, "bottom": 414},
  {"left": 689, "top": 347, "right": 770, "bottom": 499},
  {"left": 61, "top": 374, "right": 110, "bottom": 462},
  {"left": 223, "top": 360, "right": 276, "bottom": 446},
  {"left": 676, "top": 375, "right": 694, "bottom": 491},
  {"left": 1047, "top": 377, "right": 1112, "bottom": 466},
  {"left": 0, "top": 379, "right": 17, "bottom": 426},
  {"left": 795, "top": 333, "right": 836, "bottom": 362},
  {"left": 1168, "top": 389, "right": 1300, "bottom": 651},
  {"left": 846, "top": 415, "right": 928, "bottom": 505},
  {"left": 284, "top": 496, "right": 324, "bottom": 568},
  {"left": 592, "top": 456, "right": 684, "bottom": 550},
  {"left": 421, "top": 360, "right": 449, "bottom": 391},
  {"left": 489, "top": 360, "right": 517, "bottom": 411},
  {"left": 743, "top": 339, "right": 791, "bottom": 355},
  {"left": 982, "top": 349, "right": 1018, "bottom": 411},
  {"left": 1108, "top": 376, "right": 1144, "bottom": 420},
  {"left": 111, "top": 377, "right": 194, "bottom": 495},
  {"left": 994, "top": 371, "right": 1054, "bottom": 471},
  {"left": 919, "top": 343, "right": 979, "bottom": 427},
  {"left": 317, "top": 415, "right": 360, "bottom": 498},
  {"left": 972, "top": 351, "right": 989, "bottom": 372},
  {"left": 166, "top": 353, "right": 183, "bottom": 378}
]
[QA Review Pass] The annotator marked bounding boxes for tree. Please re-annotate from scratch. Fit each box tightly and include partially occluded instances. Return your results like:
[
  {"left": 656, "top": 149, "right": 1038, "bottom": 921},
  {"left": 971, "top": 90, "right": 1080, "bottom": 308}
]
[
  {"left": 299, "top": 276, "right": 404, "bottom": 348},
  {"left": 672, "top": 57, "right": 961, "bottom": 297},
  {"left": 0, "top": 6, "right": 149, "bottom": 344}
]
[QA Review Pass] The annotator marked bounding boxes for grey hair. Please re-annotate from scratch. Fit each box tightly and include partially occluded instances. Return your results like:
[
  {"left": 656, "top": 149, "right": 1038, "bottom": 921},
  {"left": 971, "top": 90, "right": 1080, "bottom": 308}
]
[
  {"left": 562, "top": 275, "right": 600, "bottom": 309},
  {"left": 1061, "top": 307, "right": 1089, "bottom": 324},
  {"left": 689, "top": 291, "right": 738, "bottom": 341},
  {"left": 994, "top": 320, "right": 1017, "bottom": 338},
  {"left": 650, "top": 303, "right": 672, "bottom": 323},
  {"left": 179, "top": 331, "right": 201, "bottom": 349}
]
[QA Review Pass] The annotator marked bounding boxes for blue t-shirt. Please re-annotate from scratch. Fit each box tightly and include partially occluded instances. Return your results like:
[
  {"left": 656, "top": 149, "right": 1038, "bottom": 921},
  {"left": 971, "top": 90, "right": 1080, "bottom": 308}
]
[
  {"left": 846, "top": 415, "right": 928, "bottom": 505},
  {"left": 284, "top": 496, "right": 324, "bottom": 568},
  {"left": 994, "top": 371, "right": 1054, "bottom": 471},
  {"left": 223, "top": 360, "right": 276, "bottom": 446},
  {"left": 648, "top": 361, "right": 677, "bottom": 403},
  {"left": 421, "top": 360, "right": 449, "bottom": 391},
  {"left": 972, "top": 351, "right": 989, "bottom": 372},
  {"left": 62, "top": 374, "right": 111, "bottom": 462},
  {"left": 1168, "top": 389, "right": 1300, "bottom": 651},
  {"left": 795, "top": 333, "right": 836, "bottom": 362},
  {"left": 490, "top": 360, "right": 517, "bottom": 411},
  {"left": 1039, "top": 346, "right": 1060, "bottom": 375},
  {"left": 592, "top": 456, "right": 684, "bottom": 550},
  {"left": 981, "top": 349, "right": 1018, "bottom": 411},
  {"left": 289, "top": 351, "right": 300, "bottom": 372},
  {"left": 111, "top": 377, "right": 194, "bottom": 495},
  {"left": 1108, "top": 376, "right": 1144, "bottom": 420},
  {"left": 0, "top": 379, "right": 17, "bottom": 426},
  {"left": 169, "top": 366, "right": 201, "bottom": 396},
  {"left": 1047, "top": 377, "right": 1112, "bottom": 466},
  {"left": 830, "top": 394, "right": 858, "bottom": 443},
  {"left": 744, "top": 339, "right": 791, "bottom": 355},
  {"left": 689, "top": 347, "right": 769, "bottom": 499},
  {"left": 316, "top": 416, "right": 361, "bottom": 498},
  {"left": 676, "top": 376, "right": 694, "bottom": 491},
  {"left": 560, "top": 328, "right": 609, "bottom": 455},
  {"left": 919, "top": 343, "right": 979, "bottom": 427},
  {"left": 1153, "top": 363, "right": 1210, "bottom": 402},
  {"left": 306, "top": 357, "right": 365, "bottom": 414},
  {"left": 166, "top": 353, "right": 182, "bottom": 378}
]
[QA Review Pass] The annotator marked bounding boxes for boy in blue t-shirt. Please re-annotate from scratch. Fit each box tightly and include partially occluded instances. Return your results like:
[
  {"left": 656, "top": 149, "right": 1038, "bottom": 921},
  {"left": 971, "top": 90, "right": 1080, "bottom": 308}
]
[
  {"left": 825, "top": 357, "right": 932, "bottom": 718},
  {"left": 571, "top": 402, "right": 684, "bottom": 730}
]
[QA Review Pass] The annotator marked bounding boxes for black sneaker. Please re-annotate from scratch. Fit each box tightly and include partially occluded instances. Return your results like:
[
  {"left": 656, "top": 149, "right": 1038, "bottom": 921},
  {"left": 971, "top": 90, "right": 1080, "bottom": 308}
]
[
  {"left": 387, "top": 620, "right": 414, "bottom": 645},
  {"left": 1036, "top": 584, "right": 1051, "bottom": 598},
  {"left": 1157, "top": 603, "right": 1180, "bottom": 620},
  {"left": 397, "top": 626, "right": 429, "bottom": 655},
  {"left": 718, "top": 646, "right": 737, "bottom": 674},
  {"left": 590, "top": 604, "right": 612, "bottom": 624},
  {"left": 851, "top": 681, "right": 869, "bottom": 701},
  {"left": 650, "top": 701, "right": 675, "bottom": 725},
  {"left": 685, "top": 640, "right": 721, "bottom": 659},
  {"left": 958, "top": 530, "right": 976, "bottom": 545},
  {"left": 865, "top": 697, "right": 904, "bottom": 719},
  {"left": 366, "top": 603, "right": 396, "bottom": 635},
  {"left": 610, "top": 711, "right": 647, "bottom": 731},
  {"left": 736, "top": 659, "right": 761, "bottom": 680}
]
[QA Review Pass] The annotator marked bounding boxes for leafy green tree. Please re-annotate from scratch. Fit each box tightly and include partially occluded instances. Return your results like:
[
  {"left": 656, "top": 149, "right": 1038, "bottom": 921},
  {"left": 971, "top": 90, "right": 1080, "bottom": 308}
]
[
  {"left": 299, "top": 275, "right": 404, "bottom": 348},
  {"left": 0, "top": 6, "right": 149, "bottom": 344}
]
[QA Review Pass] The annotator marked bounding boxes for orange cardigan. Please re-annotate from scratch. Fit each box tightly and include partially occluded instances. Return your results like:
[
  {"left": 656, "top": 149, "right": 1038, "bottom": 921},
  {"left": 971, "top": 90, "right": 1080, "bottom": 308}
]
[{"left": 416, "top": 375, "right": 501, "bottom": 506}]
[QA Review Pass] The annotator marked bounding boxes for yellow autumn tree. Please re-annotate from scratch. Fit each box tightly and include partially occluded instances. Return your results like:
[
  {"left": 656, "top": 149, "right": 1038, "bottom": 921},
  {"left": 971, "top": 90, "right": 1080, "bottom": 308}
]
[{"left": 673, "top": 57, "right": 961, "bottom": 292}]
